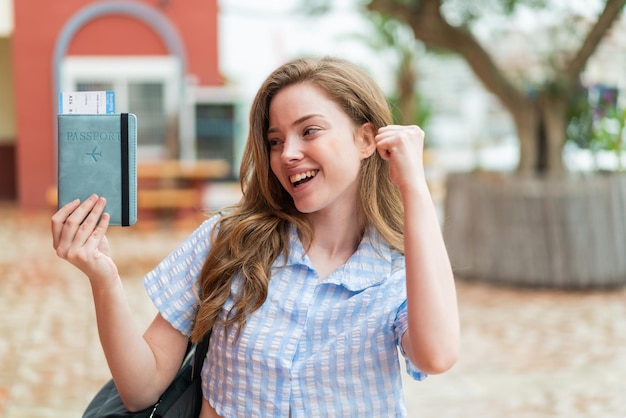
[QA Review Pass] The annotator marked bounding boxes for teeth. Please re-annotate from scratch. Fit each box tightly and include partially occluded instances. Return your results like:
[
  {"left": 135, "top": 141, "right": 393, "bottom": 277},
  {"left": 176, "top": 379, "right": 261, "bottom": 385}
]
[{"left": 290, "top": 170, "right": 317, "bottom": 184}]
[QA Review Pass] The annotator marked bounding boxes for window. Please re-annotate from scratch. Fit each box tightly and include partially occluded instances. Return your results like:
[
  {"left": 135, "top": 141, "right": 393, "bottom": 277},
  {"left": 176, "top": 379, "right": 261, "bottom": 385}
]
[
  {"left": 196, "top": 103, "right": 235, "bottom": 164},
  {"left": 188, "top": 86, "right": 243, "bottom": 177},
  {"left": 60, "top": 56, "right": 180, "bottom": 160},
  {"left": 61, "top": 56, "right": 242, "bottom": 172}
]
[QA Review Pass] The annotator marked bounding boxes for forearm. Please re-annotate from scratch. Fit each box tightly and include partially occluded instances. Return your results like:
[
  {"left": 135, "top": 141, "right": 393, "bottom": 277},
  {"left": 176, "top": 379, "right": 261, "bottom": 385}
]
[
  {"left": 51, "top": 197, "right": 186, "bottom": 409},
  {"left": 402, "top": 182, "right": 459, "bottom": 374},
  {"left": 90, "top": 277, "right": 175, "bottom": 410}
]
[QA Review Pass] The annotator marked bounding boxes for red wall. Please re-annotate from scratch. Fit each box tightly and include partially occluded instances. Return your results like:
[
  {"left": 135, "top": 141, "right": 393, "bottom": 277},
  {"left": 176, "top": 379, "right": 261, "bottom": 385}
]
[{"left": 12, "top": 0, "right": 220, "bottom": 209}]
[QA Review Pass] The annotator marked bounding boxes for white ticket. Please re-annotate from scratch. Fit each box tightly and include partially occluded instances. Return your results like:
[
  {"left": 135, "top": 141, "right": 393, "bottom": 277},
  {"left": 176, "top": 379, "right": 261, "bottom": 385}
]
[{"left": 58, "top": 91, "right": 115, "bottom": 114}]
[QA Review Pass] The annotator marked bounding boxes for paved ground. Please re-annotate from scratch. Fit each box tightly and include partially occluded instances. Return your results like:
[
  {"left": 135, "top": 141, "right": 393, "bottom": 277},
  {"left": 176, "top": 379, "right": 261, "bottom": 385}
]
[{"left": 1, "top": 202, "right": 626, "bottom": 417}]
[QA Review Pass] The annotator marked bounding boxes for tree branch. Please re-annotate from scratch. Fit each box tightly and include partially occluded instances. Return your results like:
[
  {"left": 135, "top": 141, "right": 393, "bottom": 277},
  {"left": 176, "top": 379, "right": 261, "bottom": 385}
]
[
  {"left": 566, "top": 0, "right": 626, "bottom": 81},
  {"left": 368, "top": 0, "right": 528, "bottom": 112}
]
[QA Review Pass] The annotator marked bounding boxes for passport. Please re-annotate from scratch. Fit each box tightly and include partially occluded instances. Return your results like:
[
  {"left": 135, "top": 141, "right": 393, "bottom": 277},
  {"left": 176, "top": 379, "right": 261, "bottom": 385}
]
[{"left": 57, "top": 113, "right": 137, "bottom": 226}]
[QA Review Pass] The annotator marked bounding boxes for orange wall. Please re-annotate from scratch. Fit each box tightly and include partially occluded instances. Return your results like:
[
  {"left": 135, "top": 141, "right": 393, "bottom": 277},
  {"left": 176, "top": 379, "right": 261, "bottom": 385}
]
[{"left": 12, "top": 0, "right": 220, "bottom": 209}]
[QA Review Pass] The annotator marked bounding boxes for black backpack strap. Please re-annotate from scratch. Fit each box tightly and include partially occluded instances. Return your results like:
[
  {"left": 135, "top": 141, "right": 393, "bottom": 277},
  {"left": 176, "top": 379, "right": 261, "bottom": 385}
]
[{"left": 192, "top": 330, "right": 212, "bottom": 380}]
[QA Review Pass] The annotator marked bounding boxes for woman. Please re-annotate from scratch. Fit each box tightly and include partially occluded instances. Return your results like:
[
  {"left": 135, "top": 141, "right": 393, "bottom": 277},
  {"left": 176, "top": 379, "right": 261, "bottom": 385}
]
[{"left": 52, "top": 56, "right": 459, "bottom": 417}]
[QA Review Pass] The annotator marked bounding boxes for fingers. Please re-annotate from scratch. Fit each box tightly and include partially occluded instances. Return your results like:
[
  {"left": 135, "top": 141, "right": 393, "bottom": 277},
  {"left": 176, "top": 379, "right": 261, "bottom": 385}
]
[
  {"left": 88, "top": 212, "right": 110, "bottom": 245},
  {"left": 51, "top": 198, "right": 80, "bottom": 248},
  {"left": 375, "top": 125, "right": 428, "bottom": 189},
  {"left": 52, "top": 195, "right": 108, "bottom": 257},
  {"left": 375, "top": 125, "right": 424, "bottom": 160},
  {"left": 375, "top": 125, "right": 424, "bottom": 148}
]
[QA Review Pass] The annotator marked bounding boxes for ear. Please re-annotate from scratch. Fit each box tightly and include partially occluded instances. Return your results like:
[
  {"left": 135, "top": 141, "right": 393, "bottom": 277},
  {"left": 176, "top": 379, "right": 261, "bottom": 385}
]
[{"left": 357, "top": 122, "right": 377, "bottom": 159}]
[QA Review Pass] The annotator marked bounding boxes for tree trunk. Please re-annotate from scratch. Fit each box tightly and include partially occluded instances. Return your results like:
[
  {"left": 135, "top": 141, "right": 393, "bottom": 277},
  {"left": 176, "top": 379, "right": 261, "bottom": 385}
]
[
  {"left": 509, "top": 99, "right": 538, "bottom": 175},
  {"left": 538, "top": 92, "right": 568, "bottom": 175},
  {"left": 396, "top": 56, "right": 417, "bottom": 125}
]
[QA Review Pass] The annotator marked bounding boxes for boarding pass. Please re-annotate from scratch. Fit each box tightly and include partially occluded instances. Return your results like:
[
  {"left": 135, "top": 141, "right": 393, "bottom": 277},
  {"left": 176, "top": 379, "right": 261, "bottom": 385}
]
[{"left": 58, "top": 91, "right": 115, "bottom": 114}]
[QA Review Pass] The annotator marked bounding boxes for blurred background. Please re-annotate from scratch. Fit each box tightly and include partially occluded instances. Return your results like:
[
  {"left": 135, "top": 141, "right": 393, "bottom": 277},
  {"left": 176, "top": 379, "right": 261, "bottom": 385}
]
[{"left": 1, "top": 0, "right": 626, "bottom": 416}]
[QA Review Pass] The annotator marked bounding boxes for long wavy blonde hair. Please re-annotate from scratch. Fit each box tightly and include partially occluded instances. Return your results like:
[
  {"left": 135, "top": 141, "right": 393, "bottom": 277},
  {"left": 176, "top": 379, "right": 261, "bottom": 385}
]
[{"left": 191, "top": 56, "right": 405, "bottom": 342}]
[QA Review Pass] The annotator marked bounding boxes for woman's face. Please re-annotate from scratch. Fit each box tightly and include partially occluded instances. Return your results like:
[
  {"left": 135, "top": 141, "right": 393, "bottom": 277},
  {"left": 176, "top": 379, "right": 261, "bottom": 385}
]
[{"left": 267, "top": 83, "right": 375, "bottom": 216}]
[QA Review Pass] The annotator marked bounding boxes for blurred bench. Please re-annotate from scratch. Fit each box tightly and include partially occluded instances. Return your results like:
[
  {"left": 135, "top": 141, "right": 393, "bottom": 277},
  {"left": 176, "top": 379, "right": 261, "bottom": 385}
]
[
  {"left": 137, "top": 159, "right": 231, "bottom": 227},
  {"left": 137, "top": 159, "right": 230, "bottom": 183},
  {"left": 47, "top": 159, "right": 231, "bottom": 225},
  {"left": 136, "top": 159, "right": 230, "bottom": 209}
]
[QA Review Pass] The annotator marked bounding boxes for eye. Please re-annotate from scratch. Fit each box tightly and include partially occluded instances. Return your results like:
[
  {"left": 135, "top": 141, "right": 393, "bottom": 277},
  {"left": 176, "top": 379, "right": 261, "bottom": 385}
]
[
  {"left": 267, "top": 137, "right": 283, "bottom": 148},
  {"left": 302, "top": 126, "right": 321, "bottom": 137}
]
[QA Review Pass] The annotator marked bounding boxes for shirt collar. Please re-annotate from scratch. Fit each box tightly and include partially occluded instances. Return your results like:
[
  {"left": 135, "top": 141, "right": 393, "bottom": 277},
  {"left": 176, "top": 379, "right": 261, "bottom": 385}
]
[{"left": 281, "top": 225, "right": 397, "bottom": 291}]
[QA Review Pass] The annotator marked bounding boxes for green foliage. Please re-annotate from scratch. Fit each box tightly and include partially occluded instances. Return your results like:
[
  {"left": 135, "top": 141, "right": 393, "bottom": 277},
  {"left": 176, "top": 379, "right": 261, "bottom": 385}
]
[
  {"left": 592, "top": 107, "right": 626, "bottom": 170},
  {"left": 567, "top": 85, "right": 626, "bottom": 171},
  {"left": 388, "top": 93, "right": 433, "bottom": 128},
  {"left": 441, "top": 0, "right": 548, "bottom": 26},
  {"left": 333, "top": 6, "right": 432, "bottom": 129},
  {"left": 566, "top": 86, "right": 594, "bottom": 150}
]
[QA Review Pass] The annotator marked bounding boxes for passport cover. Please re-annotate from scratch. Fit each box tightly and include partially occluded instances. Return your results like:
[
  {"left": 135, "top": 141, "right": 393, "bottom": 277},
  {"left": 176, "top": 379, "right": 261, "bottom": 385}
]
[{"left": 57, "top": 113, "right": 137, "bottom": 226}]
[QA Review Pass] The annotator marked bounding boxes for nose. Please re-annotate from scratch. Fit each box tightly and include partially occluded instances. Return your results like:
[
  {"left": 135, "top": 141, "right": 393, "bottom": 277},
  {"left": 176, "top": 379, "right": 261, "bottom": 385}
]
[{"left": 281, "top": 136, "right": 303, "bottom": 163}]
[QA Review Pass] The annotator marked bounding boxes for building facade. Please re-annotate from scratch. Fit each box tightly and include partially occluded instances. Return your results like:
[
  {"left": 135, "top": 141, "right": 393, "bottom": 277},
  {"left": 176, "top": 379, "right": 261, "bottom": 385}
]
[{"left": 9, "top": 0, "right": 239, "bottom": 208}]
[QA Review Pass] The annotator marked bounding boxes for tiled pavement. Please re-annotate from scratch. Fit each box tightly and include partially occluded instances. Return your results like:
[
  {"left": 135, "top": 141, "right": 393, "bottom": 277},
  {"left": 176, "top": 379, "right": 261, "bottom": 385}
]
[{"left": 1, "top": 203, "right": 626, "bottom": 417}]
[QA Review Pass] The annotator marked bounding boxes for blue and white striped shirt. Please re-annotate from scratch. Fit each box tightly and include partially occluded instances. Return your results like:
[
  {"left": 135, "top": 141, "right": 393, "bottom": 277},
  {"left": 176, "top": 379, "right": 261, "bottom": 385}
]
[{"left": 144, "top": 215, "right": 426, "bottom": 417}]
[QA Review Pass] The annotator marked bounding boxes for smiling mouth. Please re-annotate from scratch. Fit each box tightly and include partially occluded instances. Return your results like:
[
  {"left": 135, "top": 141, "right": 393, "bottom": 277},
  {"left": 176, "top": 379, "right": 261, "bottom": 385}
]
[{"left": 290, "top": 170, "right": 318, "bottom": 187}]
